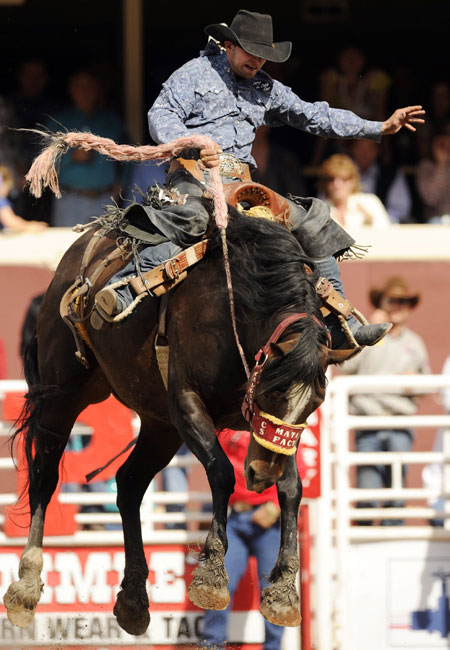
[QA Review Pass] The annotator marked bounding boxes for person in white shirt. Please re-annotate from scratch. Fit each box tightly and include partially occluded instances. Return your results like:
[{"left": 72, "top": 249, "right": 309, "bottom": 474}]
[
  {"left": 317, "top": 153, "right": 392, "bottom": 230},
  {"left": 341, "top": 276, "right": 430, "bottom": 525}
]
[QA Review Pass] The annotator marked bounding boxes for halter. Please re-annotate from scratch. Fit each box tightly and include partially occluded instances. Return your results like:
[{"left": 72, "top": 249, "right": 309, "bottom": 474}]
[{"left": 241, "top": 312, "right": 325, "bottom": 455}]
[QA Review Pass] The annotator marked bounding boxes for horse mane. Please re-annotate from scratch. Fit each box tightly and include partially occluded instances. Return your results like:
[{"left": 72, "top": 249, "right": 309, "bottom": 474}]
[{"left": 208, "top": 211, "right": 329, "bottom": 394}]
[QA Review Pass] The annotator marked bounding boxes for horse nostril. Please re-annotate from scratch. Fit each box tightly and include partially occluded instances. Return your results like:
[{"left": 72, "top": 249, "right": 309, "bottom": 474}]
[{"left": 246, "top": 464, "right": 256, "bottom": 488}]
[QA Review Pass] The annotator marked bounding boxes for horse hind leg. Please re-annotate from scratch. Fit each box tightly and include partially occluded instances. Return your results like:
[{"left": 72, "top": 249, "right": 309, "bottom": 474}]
[
  {"left": 4, "top": 387, "right": 96, "bottom": 628},
  {"left": 113, "top": 417, "right": 182, "bottom": 636},
  {"left": 3, "top": 546, "right": 44, "bottom": 629}
]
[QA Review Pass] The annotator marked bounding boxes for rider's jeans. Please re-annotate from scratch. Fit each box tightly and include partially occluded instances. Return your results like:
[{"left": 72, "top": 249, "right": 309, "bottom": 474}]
[
  {"left": 313, "top": 255, "right": 359, "bottom": 338},
  {"left": 313, "top": 255, "right": 346, "bottom": 295},
  {"left": 201, "top": 508, "right": 283, "bottom": 650}
]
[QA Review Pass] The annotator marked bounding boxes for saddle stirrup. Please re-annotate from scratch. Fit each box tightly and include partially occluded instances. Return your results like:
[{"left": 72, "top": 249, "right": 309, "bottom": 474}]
[{"left": 315, "top": 276, "right": 369, "bottom": 348}]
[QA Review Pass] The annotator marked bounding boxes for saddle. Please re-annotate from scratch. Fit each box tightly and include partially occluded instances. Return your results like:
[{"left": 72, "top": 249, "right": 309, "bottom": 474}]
[
  {"left": 223, "top": 181, "right": 290, "bottom": 226},
  {"left": 169, "top": 156, "right": 291, "bottom": 225},
  {"left": 60, "top": 167, "right": 358, "bottom": 367}
]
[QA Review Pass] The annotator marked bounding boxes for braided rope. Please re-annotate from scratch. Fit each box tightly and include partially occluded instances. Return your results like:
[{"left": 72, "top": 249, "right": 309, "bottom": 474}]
[{"left": 25, "top": 131, "right": 229, "bottom": 229}]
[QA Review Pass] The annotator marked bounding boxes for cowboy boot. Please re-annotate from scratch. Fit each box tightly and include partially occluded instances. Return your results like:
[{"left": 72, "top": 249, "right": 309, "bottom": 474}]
[
  {"left": 312, "top": 255, "right": 392, "bottom": 349},
  {"left": 330, "top": 315, "right": 392, "bottom": 349},
  {"left": 315, "top": 275, "right": 391, "bottom": 349},
  {"left": 90, "top": 288, "right": 126, "bottom": 330}
]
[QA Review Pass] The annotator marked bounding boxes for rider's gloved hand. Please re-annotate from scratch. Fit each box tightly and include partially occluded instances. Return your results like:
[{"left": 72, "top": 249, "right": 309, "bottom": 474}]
[{"left": 199, "top": 146, "right": 222, "bottom": 168}]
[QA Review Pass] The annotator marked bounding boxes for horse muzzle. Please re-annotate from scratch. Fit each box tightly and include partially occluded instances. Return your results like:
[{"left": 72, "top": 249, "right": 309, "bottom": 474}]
[{"left": 245, "top": 460, "right": 279, "bottom": 493}]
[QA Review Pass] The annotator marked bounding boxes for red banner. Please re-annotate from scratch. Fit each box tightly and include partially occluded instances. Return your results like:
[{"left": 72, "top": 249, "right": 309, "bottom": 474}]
[{"left": 3, "top": 394, "right": 135, "bottom": 536}]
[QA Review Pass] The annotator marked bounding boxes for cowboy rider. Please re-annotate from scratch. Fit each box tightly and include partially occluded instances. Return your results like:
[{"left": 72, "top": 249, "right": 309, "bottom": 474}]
[{"left": 92, "top": 10, "right": 425, "bottom": 349}]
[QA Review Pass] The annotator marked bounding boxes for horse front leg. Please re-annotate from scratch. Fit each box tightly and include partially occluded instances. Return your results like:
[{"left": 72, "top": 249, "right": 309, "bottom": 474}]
[
  {"left": 171, "top": 390, "right": 235, "bottom": 611},
  {"left": 259, "top": 454, "right": 303, "bottom": 627},
  {"left": 4, "top": 400, "right": 77, "bottom": 628}
]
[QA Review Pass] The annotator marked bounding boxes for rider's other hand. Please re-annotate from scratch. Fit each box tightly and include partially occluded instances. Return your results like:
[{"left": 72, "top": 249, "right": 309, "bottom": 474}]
[
  {"left": 381, "top": 105, "right": 425, "bottom": 135},
  {"left": 200, "top": 147, "right": 221, "bottom": 168}
]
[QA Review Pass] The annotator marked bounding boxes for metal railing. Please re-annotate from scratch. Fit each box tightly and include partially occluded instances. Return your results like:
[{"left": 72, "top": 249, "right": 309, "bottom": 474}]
[{"left": 315, "top": 373, "right": 450, "bottom": 650}]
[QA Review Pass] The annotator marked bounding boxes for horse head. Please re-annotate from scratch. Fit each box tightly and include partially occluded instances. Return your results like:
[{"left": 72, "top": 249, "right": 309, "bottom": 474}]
[{"left": 243, "top": 318, "right": 357, "bottom": 492}]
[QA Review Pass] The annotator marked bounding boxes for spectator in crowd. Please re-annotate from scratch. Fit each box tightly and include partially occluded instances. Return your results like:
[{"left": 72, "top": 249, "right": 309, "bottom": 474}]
[
  {"left": 348, "top": 138, "right": 414, "bottom": 223},
  {"left": 251, "top": 125, "right": 308, "bottom": 197},
  {"left": 0, "top": 95, "right": 18, "bottom": 170},
  {"left": 48, "top": 69, "right": 130, "bottom": 227},
  {"left": 311, "top": 43, "right": 391, "bottom": 164},
  {"left": 319, "top": 44, "right": 391, "bottom": 121},
  {"left": 9, "top": 58, "right": 57, "bottom": 169},
  {"left": 123, "top": 159, "right": 169, "bottom": 204},
  {"left": 385, "top": 64, "right": 422, "bottom": 168},
  {"left": 341, "top": 276, "right": 430, "bottom": 525},
  {"left": 0, "top": 165, "right": 48, "bottom": 233},
  {"left": 416, "top": 122, "right": 450, "bottom": 223},
  {"left": 317, "top": 154, "right": 392, "bottom": 230},
  {"left": 422, "top": 353, "right": 450, "bottom": 528},
  {"left": 416, "top": 80, "right": 450, "bottom": 160},
  {"left": 161, "top": 442, "right": 191, "bottom": 530},
  {"left": 201, "top": 428, "right": 284, "bottom": 650},
  {"left": 8, "top": 57, "right": 57, "bottom": 223}
]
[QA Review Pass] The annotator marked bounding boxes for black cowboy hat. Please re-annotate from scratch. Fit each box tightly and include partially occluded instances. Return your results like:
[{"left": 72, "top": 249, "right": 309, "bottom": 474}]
[
  {"left": 204, "top": 10, "right": 292, "bottom": 64},
  {"left": 369, "top": 276, "right": 421, "bottom": 309}
]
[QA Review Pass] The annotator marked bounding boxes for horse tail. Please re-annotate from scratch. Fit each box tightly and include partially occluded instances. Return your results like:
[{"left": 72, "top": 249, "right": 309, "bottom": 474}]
[
  {"left": 23, "top": 333, "right": 40, "bottom": 388},
  {"left": 10, "top": 332, "right": 65, "bottom": 491}
]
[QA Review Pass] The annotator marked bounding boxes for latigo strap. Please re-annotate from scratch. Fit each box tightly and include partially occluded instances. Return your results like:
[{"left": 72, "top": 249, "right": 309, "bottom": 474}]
[
  {"left": 315, "top": 276, "right": 354, "bottom": 318},
  {"left": 129, "top": 239, "right": 209, "bottom": 297}
]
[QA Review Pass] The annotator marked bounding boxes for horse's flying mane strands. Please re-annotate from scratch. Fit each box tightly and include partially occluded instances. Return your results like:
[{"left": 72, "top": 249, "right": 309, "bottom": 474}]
[{"left": 25, "top": 130, "right": 229, "bottom": 229}]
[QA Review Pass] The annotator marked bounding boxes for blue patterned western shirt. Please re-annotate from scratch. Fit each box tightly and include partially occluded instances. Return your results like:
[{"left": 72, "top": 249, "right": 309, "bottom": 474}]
[{"left": 148, "top": 41, "right": 382, "bottom": 168}]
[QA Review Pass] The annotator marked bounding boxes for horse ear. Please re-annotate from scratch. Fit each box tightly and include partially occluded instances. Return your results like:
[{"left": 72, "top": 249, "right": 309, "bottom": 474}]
[
  {"left": 326, "top": 347, "right": 361, "bottom": 365},
  {"left": 269, "top": 335, "right": 300, "bottom": 360}
]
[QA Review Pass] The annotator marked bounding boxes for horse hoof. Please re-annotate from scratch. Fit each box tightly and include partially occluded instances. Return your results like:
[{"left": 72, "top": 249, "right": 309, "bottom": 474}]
[
  {"left": 259, "top": 587, "right": 302, "bottom": 627},
  {"left": 3, "top": 549, "right": 43, "bottom": 631},
  {"left": 6, "top": 607, "right": 36, "bottom": 629},
  {"left": 187, "top": 580, "right": 230, "bottom": 610},
  {"left": 3, "top": 596, "right": 36, "bottom": 629},
  {"left": 113, "top": 590, "right": 150, "bottom": 635},
  {"left": 259, "top": 597, "right": 301, "bottom": 627},
  {"left": 3, "top": 587, "right": 37, "bottom": 629}
]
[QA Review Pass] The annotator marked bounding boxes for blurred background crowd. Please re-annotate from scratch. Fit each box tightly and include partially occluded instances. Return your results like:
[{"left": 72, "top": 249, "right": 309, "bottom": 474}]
[
  {"left": 1, "top": 48, "right": 449, "bottom": 231},
  {"left": 0, "top": 0, "right": 449, "bottom": 233}
]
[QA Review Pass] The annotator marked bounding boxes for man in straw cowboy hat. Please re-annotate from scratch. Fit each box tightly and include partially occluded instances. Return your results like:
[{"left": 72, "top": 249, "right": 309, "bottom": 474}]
[
  {"left": 341, "top": 275, "right": 430, "bottom": 525},
  {"left": 93, "top": 9, "right": 424, "bottom": 351}
]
